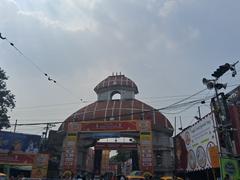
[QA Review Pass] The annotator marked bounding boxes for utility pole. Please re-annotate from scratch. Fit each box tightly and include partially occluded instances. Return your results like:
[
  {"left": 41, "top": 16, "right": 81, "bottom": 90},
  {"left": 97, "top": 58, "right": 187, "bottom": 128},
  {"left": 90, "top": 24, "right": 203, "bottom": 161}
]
[
  {"left": 174, "top": 117, "right": 177, "bottom": 136},
  {"left": 13, "top": 119, "right": 17, "bottom": 133},
  {"left": 41, "top": 123, "right": 55, "bottom": 151},
  {"left": 43, "top": 123, "right": 55, "bottom": 139},
  {"left": 202, "top": 61, "right": 239, "bottom": 179},
  {"left": 44, "top": 123, "right": 49, "bottom": 140},
  {"left": 178, "top": 116, "right": 183, "bottom": 131},
  {"left": 173, "top": 117, "right": 177, "bottom": 180},
  {"left": 198, "top": 106, "right": 201, "bottom": 119}
]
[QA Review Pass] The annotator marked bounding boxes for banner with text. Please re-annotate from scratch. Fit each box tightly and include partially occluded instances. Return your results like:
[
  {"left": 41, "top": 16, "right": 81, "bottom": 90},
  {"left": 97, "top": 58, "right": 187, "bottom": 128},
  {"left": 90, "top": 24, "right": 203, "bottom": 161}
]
[
  {"left": 31, "top": 153, "right": 49, "bottom": 178},
  {"left": 62, "top": 133, "right": 78, "bottom": 174},
  {"left": 68, "top": 120, "right": 139, "bottom": 132},
  {"left": 139, "top": 120, "right": 153, "bottom": 175},
  {"left": 176, "top": 113, "right": 219, "bottom": 171}
]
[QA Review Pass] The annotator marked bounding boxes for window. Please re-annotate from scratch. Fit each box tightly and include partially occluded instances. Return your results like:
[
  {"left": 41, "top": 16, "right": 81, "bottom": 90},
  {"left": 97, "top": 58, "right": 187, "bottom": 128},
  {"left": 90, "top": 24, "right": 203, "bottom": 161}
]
[{"left": 111, "top": 91, "right": 121, "bottom": 100}]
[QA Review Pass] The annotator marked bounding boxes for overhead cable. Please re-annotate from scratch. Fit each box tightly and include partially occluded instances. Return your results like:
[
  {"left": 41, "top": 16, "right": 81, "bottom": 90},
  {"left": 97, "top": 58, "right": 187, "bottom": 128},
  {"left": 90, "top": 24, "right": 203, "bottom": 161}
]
[
  {"left": 10, "top": 88, "right": 210, "bottom": 126},
  {"left": 0, "top": 32, "right": 84, "bottom": 101}
]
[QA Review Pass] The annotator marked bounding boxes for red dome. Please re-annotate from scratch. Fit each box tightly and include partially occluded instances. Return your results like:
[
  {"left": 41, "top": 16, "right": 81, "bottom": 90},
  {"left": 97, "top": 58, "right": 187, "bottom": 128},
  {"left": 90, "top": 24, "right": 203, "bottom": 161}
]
[
  {"left": 65, "top": 99, "right": 173, "bottom": 129},
  {"left": 94, "top": 74, "right": 138, "bottom": 94}
]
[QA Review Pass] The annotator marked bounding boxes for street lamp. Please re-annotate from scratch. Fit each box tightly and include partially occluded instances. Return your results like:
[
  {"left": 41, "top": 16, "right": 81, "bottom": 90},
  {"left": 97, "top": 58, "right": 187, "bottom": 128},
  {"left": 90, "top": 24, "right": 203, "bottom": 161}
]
[{"left": 202, "top": 78, "right": 227, "bottom": 91}]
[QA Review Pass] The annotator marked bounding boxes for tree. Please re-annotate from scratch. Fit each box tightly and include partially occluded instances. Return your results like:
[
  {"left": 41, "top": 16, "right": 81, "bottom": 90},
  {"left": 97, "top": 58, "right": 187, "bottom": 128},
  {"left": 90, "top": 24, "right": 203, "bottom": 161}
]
[
  {"left": 110, "top": 150, "right": 131, "bottom": 163},
  {"left": 0, "top": 67, "right": 15, "bottom": 129}
]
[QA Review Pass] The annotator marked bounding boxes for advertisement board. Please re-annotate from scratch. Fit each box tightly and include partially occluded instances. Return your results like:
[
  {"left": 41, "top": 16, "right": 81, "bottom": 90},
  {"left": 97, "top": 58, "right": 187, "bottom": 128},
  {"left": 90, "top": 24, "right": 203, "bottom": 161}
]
[
  {"left": 0, "top": 152, "right": 35, "bottom": 165},
  {"left": 176, "top": 113, "right": 219, "bottom": 171},
  {"left": 139, "top": 120, "right": 153, "bottom": 175},
  {"left": 31, "top": 153, "right": 49, "bottom": 178},
  {"left": 0, "top": 131, "right": 41, "bottom": 153},
  {"left": 62, "top": 133, "right": 78, "bottom": 174}
]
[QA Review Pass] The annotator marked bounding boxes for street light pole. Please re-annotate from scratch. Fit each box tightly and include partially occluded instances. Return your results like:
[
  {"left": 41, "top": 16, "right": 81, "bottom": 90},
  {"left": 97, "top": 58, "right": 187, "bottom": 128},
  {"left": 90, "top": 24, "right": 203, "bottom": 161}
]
[{"left": 203, "top": 61, "right": 239, "bottom": 179}]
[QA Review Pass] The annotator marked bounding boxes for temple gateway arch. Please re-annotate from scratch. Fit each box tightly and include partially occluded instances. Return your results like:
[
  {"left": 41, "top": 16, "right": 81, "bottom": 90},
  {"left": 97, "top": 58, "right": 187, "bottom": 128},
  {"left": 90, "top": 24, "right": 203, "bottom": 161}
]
[{"left": 59, "top": 74, "right": 174, "bottom": 177}]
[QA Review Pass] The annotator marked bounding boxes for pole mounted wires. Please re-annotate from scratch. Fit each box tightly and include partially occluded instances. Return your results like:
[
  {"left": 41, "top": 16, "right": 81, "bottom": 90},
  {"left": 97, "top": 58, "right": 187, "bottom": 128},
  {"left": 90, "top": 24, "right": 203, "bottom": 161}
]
[
  {"left": 1, "top": 32, "right": 57, "bottom": 83},
  {"left": 0, "top": 32, "right": 84, "bottom": 101},
  {"left": 10, "top": 88, "right": 212, "bottom": 127}
]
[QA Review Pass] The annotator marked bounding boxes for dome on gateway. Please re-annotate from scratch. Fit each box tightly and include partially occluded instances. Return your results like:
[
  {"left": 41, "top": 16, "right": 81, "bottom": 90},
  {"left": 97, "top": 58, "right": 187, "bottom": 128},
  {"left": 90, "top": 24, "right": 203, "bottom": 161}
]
[
  {"left": 65, "top": 99, "right": 173, "bottom": 130},
  {"left": 94, "top": 73, "right": 138, "bottom": 94},
  {"left": 64, "top": 73, "right": 173, "bottom": 131}
]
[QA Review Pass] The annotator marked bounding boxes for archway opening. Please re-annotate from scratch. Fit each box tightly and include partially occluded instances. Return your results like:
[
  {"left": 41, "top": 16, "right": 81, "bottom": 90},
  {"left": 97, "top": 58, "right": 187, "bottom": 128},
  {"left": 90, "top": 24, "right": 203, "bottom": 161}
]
[
  {"left": 111, "top": 91, "right": 121, "bottom": 100},
  {"left": 94, "top": 137, "right": 139, "bottom": 176}
]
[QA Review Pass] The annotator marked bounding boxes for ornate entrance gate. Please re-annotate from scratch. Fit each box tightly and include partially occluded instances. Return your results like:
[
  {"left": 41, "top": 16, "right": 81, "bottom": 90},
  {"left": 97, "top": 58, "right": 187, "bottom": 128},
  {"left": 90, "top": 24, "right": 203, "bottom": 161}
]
[{"left": 59, "top": 74, "right": 174, "bottom": 177}]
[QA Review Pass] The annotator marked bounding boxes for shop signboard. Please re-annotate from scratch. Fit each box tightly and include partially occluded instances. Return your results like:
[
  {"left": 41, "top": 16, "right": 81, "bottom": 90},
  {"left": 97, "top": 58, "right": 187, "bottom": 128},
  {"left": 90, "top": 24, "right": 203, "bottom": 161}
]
[
  {"left": 176, "top": 113, "right": 220, "bottom": 171},
  {"left": 0, "top": 131, "right": 40, "bottom": 153},
  {"left": 68, "top": 120, "right": 139, "bottom": 132},
  {"left": 91, "top": 132, "right": 121, "bottom": 138},
  {"left": 220, "top": 157, "right": 240, "bottom": 180},
  {"left": 95, "top": 142, "right": 137, "bottom": 150}
]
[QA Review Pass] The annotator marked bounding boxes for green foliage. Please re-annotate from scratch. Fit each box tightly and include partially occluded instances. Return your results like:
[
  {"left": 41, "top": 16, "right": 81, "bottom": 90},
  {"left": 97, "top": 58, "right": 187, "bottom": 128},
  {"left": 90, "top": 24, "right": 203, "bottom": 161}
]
[
  {"left": 0, "top": 67, "right": 15, "bottom": 129},
  {"left": 110, "top": 150, "right": 131, "bottom": 163}
]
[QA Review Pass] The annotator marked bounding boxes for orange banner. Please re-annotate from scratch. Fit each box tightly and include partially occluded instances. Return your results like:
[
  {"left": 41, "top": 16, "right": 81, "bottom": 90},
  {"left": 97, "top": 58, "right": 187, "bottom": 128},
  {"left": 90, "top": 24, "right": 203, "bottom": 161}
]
[{"left": 209, "top": 146, "right": 220, "bottom": 168}]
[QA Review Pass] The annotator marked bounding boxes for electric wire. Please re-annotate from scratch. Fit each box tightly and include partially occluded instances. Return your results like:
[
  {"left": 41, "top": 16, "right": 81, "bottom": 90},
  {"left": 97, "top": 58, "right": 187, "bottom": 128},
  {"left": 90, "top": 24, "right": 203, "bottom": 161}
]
[
  {"left": 2, "top": 33, "right": 238, "bottom": 127},
  {"left": 9, "top": 88, "right": 210, "bottom": 126},
  {"left": 15, "top": 101, "right": 92, "bottom": 110},
  {"left": 159, "top": 88, "right": 207, "bottom": 110},
  {"left": 161, "top": 101, "right": 202, "bottom": 115},
  {"left": 14, "top": 97, "right": 198, "bottom": 110},
  {"left": 11, "top": 83, "right": 236, "bottom": 132},
  {"left": 0, "top": 32, "right": 85, "bottom": 101},
  {"left": 8, "top": 84, "right": 239, "bottom": 128},
  {"left": 160, "top": 95, "right": 213, "bottom": 114}
]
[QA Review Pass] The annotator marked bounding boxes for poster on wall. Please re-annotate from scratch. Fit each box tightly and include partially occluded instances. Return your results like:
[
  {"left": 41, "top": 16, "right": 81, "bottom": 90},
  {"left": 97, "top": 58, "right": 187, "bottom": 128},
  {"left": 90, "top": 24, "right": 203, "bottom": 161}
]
[
  {"left": 0, "top": 131, "right": 41, "bottom": 153},
  {"left": 176, "top": 113, "right": 220, "bottom": 171}
]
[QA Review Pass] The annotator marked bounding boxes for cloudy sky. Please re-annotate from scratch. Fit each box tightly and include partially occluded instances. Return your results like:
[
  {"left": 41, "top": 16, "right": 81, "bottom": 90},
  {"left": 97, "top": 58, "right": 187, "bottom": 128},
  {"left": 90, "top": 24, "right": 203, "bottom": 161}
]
[{"left": 1, "top": 0, "right": 240, "bottom": 135}]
